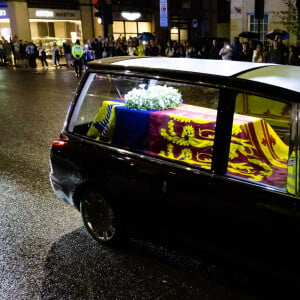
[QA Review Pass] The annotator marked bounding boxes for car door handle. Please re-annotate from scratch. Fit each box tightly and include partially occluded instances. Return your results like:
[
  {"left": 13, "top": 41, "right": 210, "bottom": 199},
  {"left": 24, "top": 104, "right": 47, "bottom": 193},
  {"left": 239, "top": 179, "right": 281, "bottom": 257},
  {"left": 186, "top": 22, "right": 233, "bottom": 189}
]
[{"left": 162, "top": 180, "right": 167, "bottom": 194}]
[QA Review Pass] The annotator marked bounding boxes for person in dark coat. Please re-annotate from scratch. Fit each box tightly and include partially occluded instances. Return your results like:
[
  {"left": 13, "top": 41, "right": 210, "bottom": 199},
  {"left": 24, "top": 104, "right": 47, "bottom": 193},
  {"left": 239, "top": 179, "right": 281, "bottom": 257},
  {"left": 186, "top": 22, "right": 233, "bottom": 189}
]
[
  {"left": 145, "top": 39, "right": 160, "bottom": 56},
  {"left": 25, "top": 41, "right": 37, "bottom": 68},
  {"left": 269, "top": 40, "right": 283, "bottom": 64},
  {"left": 208, "top": 39, "right": 221, "bottom": 59},
  {"left": 231, "top": 37, "right": 243, "bottom": 61},
  {"left": 239, "top": 42, "right": 252, "bottom": 62},
  {"left": 288, "top": 45, "right": 299, "bottom": 66}
]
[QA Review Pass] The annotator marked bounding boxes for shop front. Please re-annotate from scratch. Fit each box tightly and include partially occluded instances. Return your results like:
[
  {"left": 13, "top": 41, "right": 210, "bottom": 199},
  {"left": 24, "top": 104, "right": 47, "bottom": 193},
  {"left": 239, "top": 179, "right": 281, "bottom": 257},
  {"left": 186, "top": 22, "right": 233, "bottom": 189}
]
[
  {"left": 112, "top": 11, "right": 152, "bottom": 41},
  {"left": 28, "top": 8, "right": 82, "bottom": 54},
  {"left": 0, "top": 7, "right": 10, "bottom": 40}
]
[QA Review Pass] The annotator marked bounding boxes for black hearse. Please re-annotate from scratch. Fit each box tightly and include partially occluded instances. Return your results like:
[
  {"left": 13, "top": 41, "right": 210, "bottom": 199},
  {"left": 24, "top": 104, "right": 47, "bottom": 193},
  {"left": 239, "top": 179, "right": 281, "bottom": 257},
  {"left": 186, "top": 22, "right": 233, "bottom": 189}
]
[{"left": 50, "top": 56, "right": 300, "bottom": 283}]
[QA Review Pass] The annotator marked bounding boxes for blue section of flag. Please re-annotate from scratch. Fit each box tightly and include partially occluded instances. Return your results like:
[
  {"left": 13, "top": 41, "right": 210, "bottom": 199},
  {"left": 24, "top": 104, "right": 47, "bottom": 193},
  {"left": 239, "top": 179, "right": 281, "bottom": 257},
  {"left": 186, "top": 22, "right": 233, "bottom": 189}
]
[{"left": 112, "top": 106, "right": 153, "bottom": 151}]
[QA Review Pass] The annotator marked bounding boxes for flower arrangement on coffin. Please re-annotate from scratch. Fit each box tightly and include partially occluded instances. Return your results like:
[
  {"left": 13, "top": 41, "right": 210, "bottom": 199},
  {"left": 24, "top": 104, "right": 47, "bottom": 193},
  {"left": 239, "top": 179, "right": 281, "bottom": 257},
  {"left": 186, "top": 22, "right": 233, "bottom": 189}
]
[{"left": 124, "top": 84, "right": 182, "bottom": 110}]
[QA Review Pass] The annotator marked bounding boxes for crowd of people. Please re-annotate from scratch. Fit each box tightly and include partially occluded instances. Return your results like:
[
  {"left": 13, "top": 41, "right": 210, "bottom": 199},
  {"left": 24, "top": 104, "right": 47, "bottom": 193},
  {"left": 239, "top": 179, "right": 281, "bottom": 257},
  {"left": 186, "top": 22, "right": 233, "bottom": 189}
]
[
  {"left": 84, "top": 34, "right": 300, "bottom": 65},
  {"left": 217, "top": 35, "right": 300, "bottom": 65},
  {"left": 1, "top": 33, "right": 300, "bottom": 75}
]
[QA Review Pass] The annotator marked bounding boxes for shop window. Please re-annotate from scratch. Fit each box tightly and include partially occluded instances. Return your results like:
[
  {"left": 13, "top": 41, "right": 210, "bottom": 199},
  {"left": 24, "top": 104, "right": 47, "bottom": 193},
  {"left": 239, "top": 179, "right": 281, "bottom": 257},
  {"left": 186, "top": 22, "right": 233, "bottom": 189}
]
[
  {"left": 249, "top": 13, "right": 268, "bottom": 42},
  {"left": 171, "top": 0, "right": 191, "bottom": 9},
  {"left": 49, "top": 22, "right": 55, "bottom": 37},
  {"left": 125, "top": 21, "right": 137, "bottom": 34},
  {"left": 113, "top": 21, "right": 151, "bottom": 40},
  {"left": 227, "top": 93, "right": 291, "bottom": 192},
  {"left": 182, "top": 0, "right": 191, "bottom": 8},
  {"left": 37, "top": 22, "right": 47, "bottom": 36},
  {"left": 76, "top": 24, "right": 82, "bottom": 38},
  {"left": 170, "top": 27, "right": 178, "bottom": 41},
  {"left": 65, "top": 22, "right": 76, "bottom": 38},
  {"left": 0, "top": 27, "right": 11, "bottom": 41},
  {"left": 170, "top": 27, "right": 188, "bottom": 42},
  {"left": 113, "top": 21, "right": 124, "bottom": 32},
  {"left": 36, "top": 22, "right": 55, "bottom": 37},
  {"left": 137, "top": 22, "right": 151, "bottom": 33}
]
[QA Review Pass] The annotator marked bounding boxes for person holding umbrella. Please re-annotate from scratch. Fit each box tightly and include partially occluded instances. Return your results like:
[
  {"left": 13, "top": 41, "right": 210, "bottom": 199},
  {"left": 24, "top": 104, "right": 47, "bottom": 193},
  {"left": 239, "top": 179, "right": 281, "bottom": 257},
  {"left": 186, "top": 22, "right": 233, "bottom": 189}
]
[
  {"left": 269, "top": 39, "right": 283, "bottom": 64},
  {"left": 135, "top": 39, "right": 145, "bottom": 56},
  {"left": 275, "top": 35, "right": 288, "bottom": 64},
  {"left": 238, "top": 31, "right": 259, "bottom": 40},
  {"left": 135, "top": 32, "right": 155, "bottom": 56},
  {"left": 239, "top": 42, "right": 252, "bottom": 62},
  {"left": 267, "top": 29, "right": 289, "bottom": 64},
  {"left": 266, "top": 29, "right": 289, "bottom": 41},
  {"left": 137, "top": 32, "right": 155, "bottom": 41}
]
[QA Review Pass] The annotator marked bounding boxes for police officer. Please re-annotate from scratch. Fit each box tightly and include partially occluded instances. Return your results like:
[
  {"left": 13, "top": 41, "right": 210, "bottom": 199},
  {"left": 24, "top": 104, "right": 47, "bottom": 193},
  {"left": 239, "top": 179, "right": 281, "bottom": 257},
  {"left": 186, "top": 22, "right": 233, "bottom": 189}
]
[{"left": 72, "top": 39, "right": 84, "bottom": 77}]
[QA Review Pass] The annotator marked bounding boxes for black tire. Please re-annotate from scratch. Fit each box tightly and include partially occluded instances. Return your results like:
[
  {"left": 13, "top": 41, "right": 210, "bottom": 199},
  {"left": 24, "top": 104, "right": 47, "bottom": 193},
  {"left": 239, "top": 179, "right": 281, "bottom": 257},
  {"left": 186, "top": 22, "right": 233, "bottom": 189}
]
[{"left": 80, "top": 191, "right": 124, "bottom": 245}]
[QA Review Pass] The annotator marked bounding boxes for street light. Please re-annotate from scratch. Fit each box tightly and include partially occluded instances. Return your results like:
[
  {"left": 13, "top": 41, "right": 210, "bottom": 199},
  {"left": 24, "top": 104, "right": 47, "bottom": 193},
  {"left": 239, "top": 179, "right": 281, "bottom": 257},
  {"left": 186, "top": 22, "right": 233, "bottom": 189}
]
[{"left": 121, "top": 12, "right": 141, "bottom": 21}]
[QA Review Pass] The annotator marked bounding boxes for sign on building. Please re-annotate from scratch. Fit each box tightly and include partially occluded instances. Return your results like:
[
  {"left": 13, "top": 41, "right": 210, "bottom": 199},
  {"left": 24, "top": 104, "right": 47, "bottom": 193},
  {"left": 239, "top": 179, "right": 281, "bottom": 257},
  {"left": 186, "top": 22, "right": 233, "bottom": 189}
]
[{"left": 160, "top": 0, "right": 168, "bottom": 27}]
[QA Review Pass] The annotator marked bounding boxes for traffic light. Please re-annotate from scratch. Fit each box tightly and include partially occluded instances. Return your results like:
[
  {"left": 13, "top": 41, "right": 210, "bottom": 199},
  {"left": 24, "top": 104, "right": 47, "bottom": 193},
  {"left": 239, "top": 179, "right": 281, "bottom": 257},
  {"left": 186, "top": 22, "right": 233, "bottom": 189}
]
[
  {"left": 94, "top": 0, "right": 112, "bottom": 24},
  {"left": 93, "top": 0, "right": 103, "bottom": 10},
  {"left": 94, "top": 0, "right": 113, "bottom": 37},
  {"left": 94, "top": 11, "right": 102, "bottom": 18}
]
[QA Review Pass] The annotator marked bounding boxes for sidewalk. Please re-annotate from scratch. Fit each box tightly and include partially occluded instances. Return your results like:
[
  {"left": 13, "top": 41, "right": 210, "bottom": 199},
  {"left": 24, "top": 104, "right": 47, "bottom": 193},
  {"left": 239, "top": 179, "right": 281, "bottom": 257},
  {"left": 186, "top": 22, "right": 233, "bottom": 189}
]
[{"left": 0, "top": 57, "right": 70, "bottom": 70}]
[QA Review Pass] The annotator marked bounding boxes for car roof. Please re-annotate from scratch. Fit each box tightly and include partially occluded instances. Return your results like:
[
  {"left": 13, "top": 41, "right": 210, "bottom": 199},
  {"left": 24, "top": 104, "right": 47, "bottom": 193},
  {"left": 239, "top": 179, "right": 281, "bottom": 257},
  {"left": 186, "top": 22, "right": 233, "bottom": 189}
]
[
  {"left": 111, "top": 57, "right": 270, "bottom": 76},
  {"left": 89, "top": 57, "right": 300, "bottom": 94},
  {"left": 237, "top": 64, "right": 300, "bottom": 93}
]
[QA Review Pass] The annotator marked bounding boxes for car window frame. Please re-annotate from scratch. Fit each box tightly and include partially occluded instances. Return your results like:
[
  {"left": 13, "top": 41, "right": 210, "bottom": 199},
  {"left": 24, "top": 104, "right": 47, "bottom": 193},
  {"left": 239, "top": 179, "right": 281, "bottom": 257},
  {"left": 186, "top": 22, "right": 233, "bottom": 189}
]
[{"left": 66, "top": 67, "right": 300, "bottom": 198}]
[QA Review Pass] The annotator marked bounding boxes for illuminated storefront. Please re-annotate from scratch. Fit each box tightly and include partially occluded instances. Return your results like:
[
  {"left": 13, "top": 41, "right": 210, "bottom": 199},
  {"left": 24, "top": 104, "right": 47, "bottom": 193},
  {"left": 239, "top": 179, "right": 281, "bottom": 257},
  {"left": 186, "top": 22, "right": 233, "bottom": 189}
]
[
  {"left": 0, "top": 7, "right": 11, "bottom": 40},
  {"left": 28, "top": 8, "right": 82, "bottom": 51},
  {"left": 112, "top": 20, "right": 151, "bottom": 40},
  {"left": 112, "top": 11, "right": 152, "bottom": 40}
]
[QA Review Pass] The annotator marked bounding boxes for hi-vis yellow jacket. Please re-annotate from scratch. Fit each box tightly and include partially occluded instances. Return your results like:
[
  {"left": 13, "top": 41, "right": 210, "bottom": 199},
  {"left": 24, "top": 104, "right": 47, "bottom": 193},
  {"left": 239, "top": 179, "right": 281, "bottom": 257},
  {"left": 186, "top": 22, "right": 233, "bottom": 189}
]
[
  {"left": 287, "top": 151, "right": 298, "bottom": 195},
  {"left": 72, "top": 44, "right": 84, "bottom": 59}
]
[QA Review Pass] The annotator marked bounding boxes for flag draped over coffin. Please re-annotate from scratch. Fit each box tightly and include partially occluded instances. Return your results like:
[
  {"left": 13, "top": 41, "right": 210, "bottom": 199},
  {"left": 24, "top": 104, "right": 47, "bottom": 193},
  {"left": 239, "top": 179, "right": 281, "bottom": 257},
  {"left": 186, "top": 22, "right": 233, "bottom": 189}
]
[{"left": 88, "top": 100, "right": 288, "bottom": 187}]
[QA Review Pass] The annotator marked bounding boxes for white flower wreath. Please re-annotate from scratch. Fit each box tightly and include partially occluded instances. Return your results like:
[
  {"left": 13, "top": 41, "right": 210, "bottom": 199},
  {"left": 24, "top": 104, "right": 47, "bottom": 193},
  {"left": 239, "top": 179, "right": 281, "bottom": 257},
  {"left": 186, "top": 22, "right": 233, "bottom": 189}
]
[{"left": 124, "top": 84, "right": 182, "bottom": 110}]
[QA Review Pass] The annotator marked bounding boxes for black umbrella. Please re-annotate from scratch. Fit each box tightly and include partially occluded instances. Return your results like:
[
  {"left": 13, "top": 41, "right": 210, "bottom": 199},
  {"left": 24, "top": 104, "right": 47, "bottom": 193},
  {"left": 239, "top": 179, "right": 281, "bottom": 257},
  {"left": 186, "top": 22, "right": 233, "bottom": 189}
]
[
  {"left": 137, "top": 32, "right": 155, "bottom": 41},
  {"left": 266, "top": 29, "right": 289, "bottom": 40},
  {"left": 238, "top": 31, "right": 259, "bottom": 39}
]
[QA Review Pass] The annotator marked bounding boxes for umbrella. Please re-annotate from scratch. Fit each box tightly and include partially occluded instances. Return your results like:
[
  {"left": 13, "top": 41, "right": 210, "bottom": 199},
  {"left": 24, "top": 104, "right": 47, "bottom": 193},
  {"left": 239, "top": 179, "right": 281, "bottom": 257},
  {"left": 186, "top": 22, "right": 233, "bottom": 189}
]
[
  {"left": 266, "top": 29, "right": 289, "bottom": 40},
  {"left": 137, "top": 32, "right": 155, "bottom": 41},
  {"left": 238, "top": 31, "right": 259, "bottom": 39}
]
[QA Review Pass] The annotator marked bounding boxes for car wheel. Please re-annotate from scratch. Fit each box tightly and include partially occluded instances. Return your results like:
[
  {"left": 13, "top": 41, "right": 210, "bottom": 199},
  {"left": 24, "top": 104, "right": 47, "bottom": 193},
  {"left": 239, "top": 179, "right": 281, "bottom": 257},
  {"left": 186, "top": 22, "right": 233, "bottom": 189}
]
[{"left": 80, "top": 191, "right": 123, "bottom": 245}]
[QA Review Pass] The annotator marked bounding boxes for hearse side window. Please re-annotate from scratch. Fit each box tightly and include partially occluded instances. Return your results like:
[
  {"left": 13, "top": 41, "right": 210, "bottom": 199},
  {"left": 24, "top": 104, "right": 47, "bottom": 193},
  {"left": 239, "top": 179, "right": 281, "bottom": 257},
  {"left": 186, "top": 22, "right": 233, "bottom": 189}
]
[
  {"left": 227, "top": 93, "right": 293, "bottom": 194},
  {"left": 71, "top": 73, "right": 221, "bottom": 171}
]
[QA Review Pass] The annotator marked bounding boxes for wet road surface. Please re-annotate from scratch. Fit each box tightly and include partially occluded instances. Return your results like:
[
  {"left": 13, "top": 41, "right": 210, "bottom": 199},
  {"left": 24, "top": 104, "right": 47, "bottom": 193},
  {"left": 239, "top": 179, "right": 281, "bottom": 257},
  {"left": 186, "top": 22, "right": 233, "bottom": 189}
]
[{"left": 0, "top": 65, "right": 291, "bottom": 299}]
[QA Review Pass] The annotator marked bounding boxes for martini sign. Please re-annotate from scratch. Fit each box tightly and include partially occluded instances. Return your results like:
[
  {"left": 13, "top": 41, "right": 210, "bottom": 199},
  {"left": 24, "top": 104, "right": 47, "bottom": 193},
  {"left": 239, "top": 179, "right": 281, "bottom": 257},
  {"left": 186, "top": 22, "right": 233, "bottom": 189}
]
[{"left": 160, "top": 0, "right": 168, "bottom": 27}]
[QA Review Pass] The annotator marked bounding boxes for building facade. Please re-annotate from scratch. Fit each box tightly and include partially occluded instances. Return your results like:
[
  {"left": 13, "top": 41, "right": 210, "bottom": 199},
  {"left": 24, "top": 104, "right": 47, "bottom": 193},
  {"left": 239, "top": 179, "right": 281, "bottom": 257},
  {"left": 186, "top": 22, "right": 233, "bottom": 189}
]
[
  {"left": 0, "top": 0, "right": 297, "bottom": 48},
  {"left": 230, "top": 0, "right": 298, "bottom": 45}
]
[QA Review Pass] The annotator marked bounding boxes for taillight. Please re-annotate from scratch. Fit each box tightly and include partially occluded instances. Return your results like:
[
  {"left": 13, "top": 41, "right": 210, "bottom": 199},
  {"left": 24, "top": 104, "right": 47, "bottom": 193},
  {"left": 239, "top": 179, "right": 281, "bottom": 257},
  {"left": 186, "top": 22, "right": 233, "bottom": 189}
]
[{"left": 52, "top": 140, "right": 68, "bottom": 147}]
